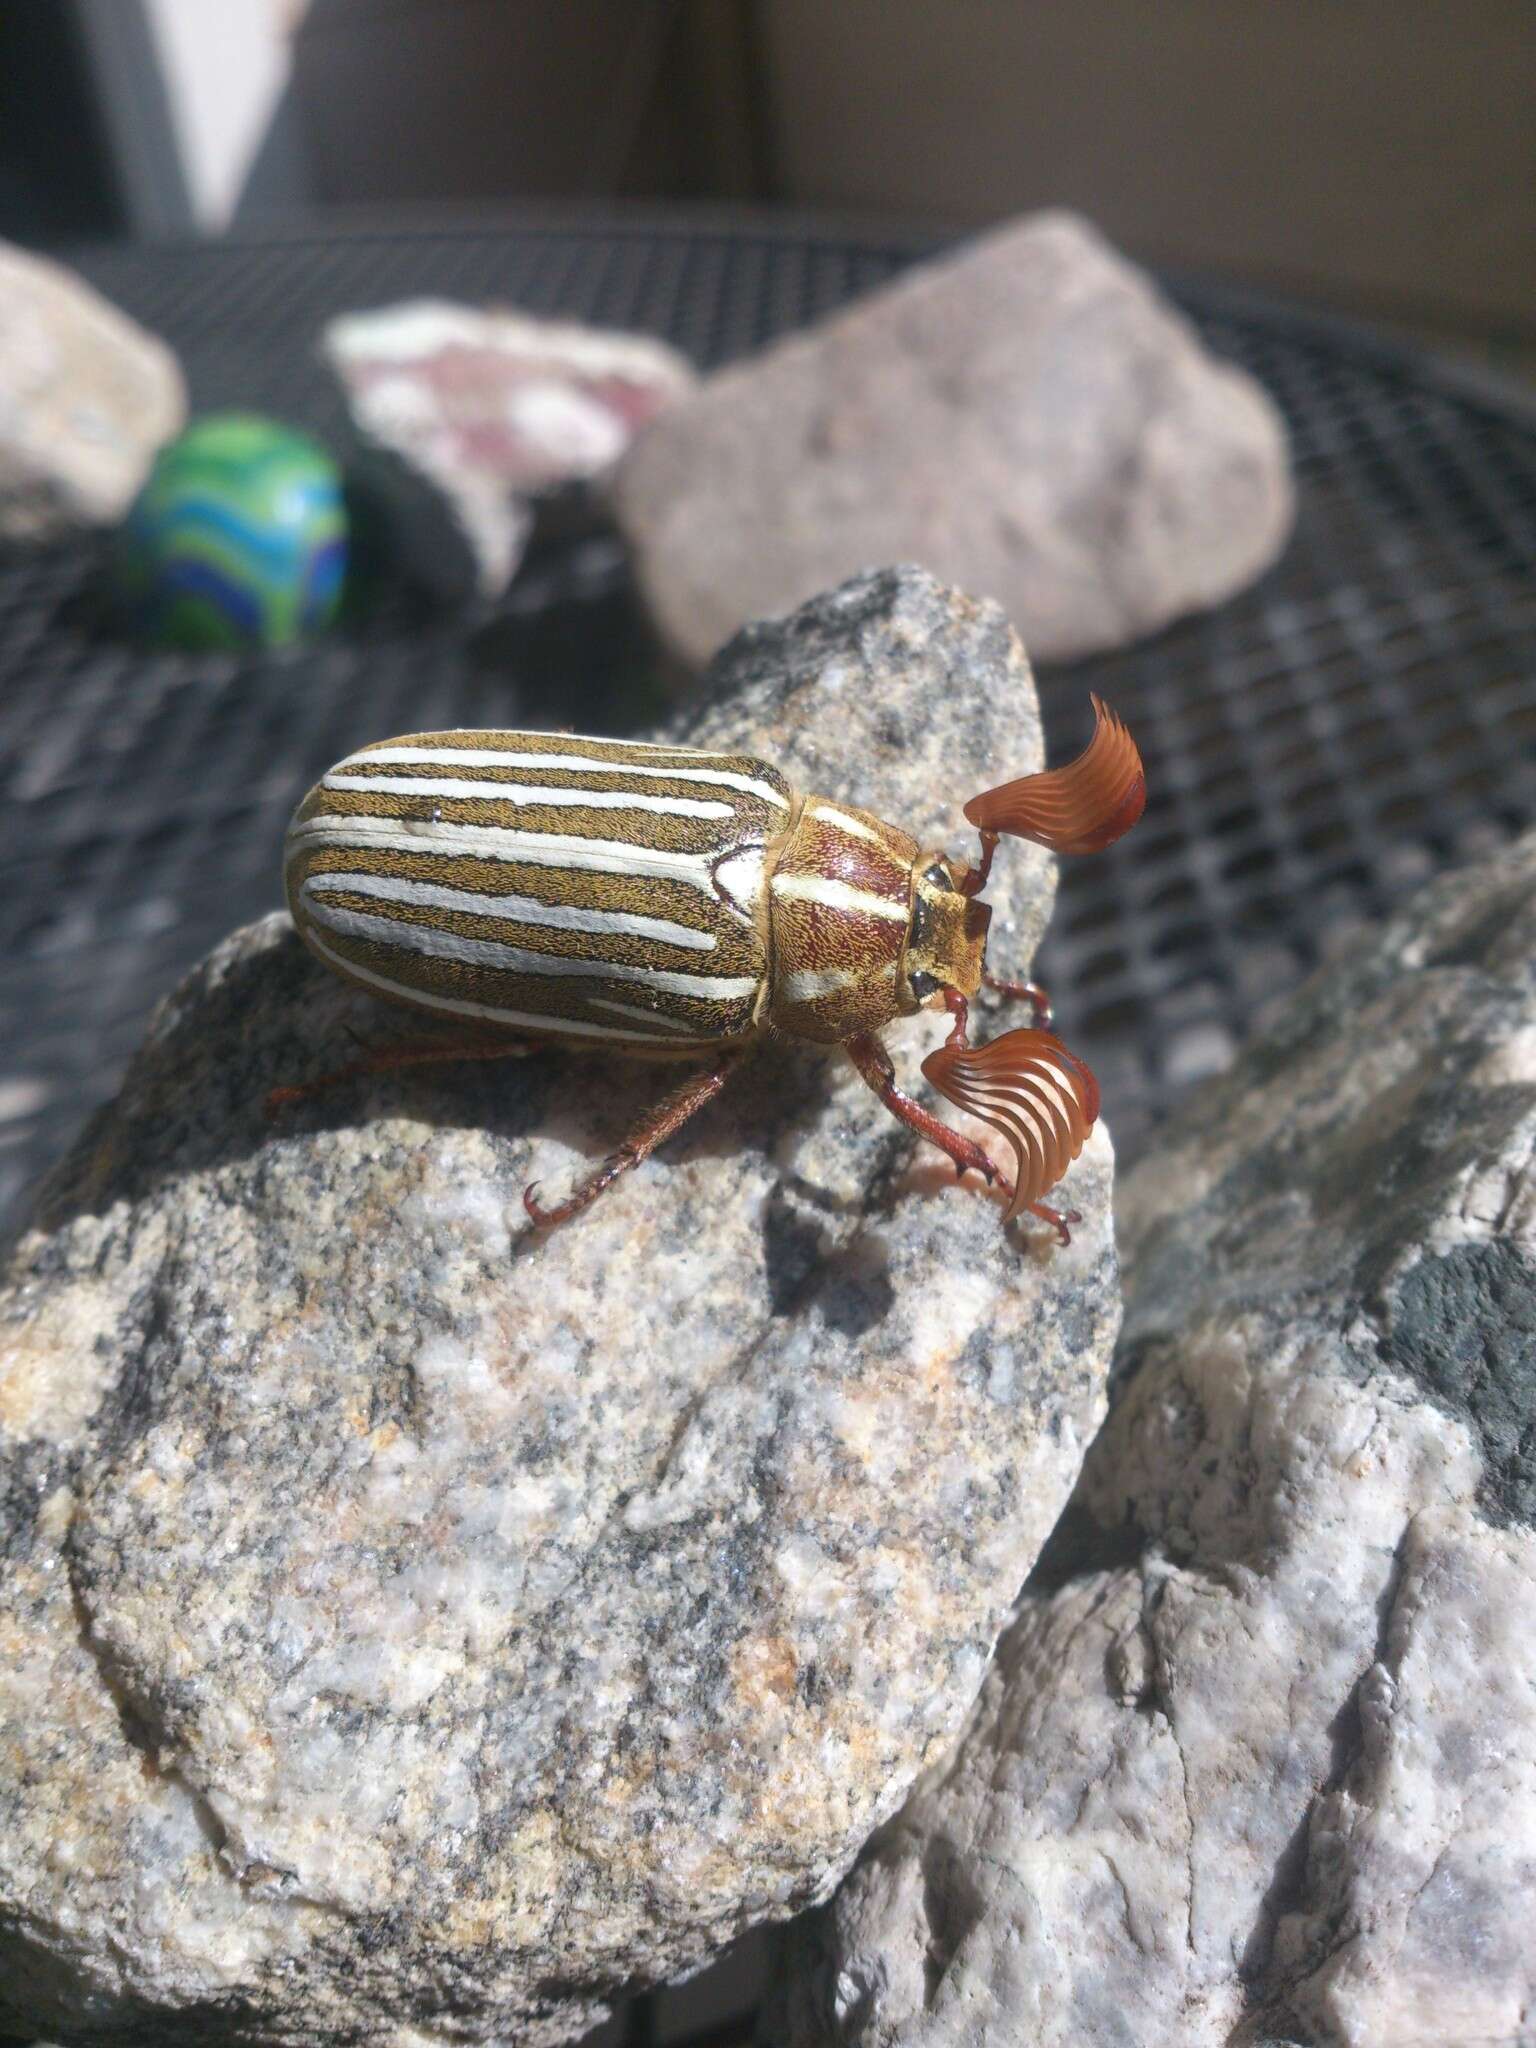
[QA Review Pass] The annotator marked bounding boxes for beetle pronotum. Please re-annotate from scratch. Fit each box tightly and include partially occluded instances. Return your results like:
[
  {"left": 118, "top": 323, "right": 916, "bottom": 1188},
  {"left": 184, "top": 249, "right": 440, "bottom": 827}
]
[{"left": 276, "top": 697, "right": 1144, "bottom": 1241}]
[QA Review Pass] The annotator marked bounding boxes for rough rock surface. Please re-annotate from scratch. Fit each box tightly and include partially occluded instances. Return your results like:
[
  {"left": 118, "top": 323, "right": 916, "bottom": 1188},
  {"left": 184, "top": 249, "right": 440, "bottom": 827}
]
[
  {"left": 612, "top": 212, "right": 1292, "bottom": 672},
  {"left": 0, "top": 240, "right": 186, "bottom": 541},
  {"left": 770, "top": 829, "right": 1536, "bottom": 2046},
  {"left": 323, "top": 300, "right": 696, "bottom": 599},
  {"left": 0, "top": 568, "right": 1120, "bottom": 2047}
]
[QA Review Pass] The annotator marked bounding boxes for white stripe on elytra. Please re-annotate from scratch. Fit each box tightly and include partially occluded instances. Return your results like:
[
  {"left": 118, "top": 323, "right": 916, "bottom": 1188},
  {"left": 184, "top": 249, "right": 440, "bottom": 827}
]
[
  {"left": 304, "top": 898, "right": 759, "bottom": 1000},
  {"left": 808, "top": 801, "right": 888, "bottom": 848},
  {"left": 710, "top": 846, "right": 765, "bottom": 930},
  {"left": 323, "top": 772, "right": 733, "bottom": 820},
  {"left": 302, "top": 930, "right": 694, "bottom": 1044},
  {"left": 770, "top": 873, "right": 908, "bottom": 922},
  {"left": 287, "top": 814, "right": 723, "bottom": 895},
  {"left": 302, "top": 870, "right": 715, "bottom": 952},
  {"left": 585, "top": 996, "right": 697, "bottom": 1033},
  {"left": 782, "top": 966, "right": 859, "bottom": 1004},
  {"left": 359, "top": 733, "right": 756, "bottom": 762},
  {"left": 344, "top": 746, "right": 789, "bottom": 809}
]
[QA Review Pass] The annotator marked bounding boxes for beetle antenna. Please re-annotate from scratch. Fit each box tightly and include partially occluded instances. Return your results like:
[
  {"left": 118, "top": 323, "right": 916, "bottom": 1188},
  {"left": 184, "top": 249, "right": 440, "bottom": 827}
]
[
  {"left": 921, "top": 1028, "right": 1099, "bottom": 1226},
  {"left": 964, "top": 695, "right": 1145, "bottom": 858}
]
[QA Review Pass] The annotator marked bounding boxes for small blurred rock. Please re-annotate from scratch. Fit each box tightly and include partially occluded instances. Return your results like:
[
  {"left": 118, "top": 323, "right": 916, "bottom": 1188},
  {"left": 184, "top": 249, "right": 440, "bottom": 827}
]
[
  {"left": 0, "top": 241, "right": 185, "bottom": 542},
  {"left": 0, "top": 566, "right": 1120, "bottom": 2047},
  {"left": 772, "top": 827, "right": 1536, "bottom": 2048},
  {"left": 323, "top": 299, "right": 696, "bottom": 600},
  {"left": 613, "top": 212, "right": 1293, "bottom": 670}
]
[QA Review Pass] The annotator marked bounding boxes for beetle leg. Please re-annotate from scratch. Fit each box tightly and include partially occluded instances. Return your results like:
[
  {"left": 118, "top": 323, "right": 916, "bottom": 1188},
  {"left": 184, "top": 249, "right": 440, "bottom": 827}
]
[
  {"left": 522, "top": 1053, "right": 742, "bottom": 1232},
  {"left": 958, "top": 829, "right": 999, "bottom": 898},
  {"left": 982, "top": 974, "right": 1053, "bottom": 1029},
  {"left": 1017, "top": 1198, "right": 1081, "bottom": 1246},
  {"left": 843, "top": 1032, "right": 1009, "bottom": 1194},
  {"left": 266, "top": 1033, "right": 542, "bottom": 1116}
]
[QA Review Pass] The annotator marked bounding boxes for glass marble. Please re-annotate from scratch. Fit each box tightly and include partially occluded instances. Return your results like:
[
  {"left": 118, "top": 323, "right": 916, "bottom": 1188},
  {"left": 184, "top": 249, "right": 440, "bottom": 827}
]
[{"left": 116, "top": 413, "right": 347, "bottom": 651}]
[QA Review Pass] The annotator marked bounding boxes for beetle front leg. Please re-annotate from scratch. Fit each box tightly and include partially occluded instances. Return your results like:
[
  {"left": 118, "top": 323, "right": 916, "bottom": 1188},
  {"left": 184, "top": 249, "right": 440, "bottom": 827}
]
[
  {"left": 266, "top": 1032, "right": 543, "bottom": 1116},
  {"left": 522, "top": 1052, "right": 743, "bottom": 1233},
  {"left": 1026, "top": 1198, "right": 1081, "bottom": 1248},
  {"left": 983, "top": 974, "right": 1053, "bottom": 1028},
  {"left": 843, "top": 1032, "right": 1011, "bottom": 1196}
]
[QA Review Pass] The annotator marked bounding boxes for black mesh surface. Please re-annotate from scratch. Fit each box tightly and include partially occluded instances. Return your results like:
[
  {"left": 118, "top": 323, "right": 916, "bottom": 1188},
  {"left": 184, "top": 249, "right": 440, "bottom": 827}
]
[{"left": 2, "top": 213, "right": 1533, "bottom": 1245}]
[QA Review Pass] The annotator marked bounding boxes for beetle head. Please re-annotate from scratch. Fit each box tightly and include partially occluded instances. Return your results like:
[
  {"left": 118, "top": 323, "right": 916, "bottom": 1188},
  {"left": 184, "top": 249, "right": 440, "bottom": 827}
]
[{"left": 903, "top": 853, "right": 990, "bottom": 1008}]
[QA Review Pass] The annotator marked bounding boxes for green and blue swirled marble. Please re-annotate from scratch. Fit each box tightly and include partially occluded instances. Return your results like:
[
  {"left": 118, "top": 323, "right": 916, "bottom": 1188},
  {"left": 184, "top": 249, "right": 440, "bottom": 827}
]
[{"left": 117, "top": 413, "right": 347, "bottom": 651}]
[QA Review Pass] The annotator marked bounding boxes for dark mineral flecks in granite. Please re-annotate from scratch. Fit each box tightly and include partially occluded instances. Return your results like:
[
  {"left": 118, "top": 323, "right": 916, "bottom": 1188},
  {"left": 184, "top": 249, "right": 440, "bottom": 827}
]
[
  {"left": 0, "top": 567, "right": 1120, "bottom": 2048},
  {"left": 771, "top": 826, "right": 1536, "bottom": 2048}
]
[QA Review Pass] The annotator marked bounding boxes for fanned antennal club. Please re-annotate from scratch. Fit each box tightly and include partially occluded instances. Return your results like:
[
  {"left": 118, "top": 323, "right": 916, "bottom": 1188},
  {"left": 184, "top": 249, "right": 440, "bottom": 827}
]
[
  {"left": 964, "top": 694, "right": 1145, "bottom": 856},
  {"left": 921, "top": 1028, "right": 1100, "bottom": 1225}
]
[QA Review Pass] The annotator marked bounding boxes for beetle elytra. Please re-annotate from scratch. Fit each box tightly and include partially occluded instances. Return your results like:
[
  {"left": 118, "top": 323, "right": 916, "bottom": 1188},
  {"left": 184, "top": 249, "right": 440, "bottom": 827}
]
[{"left": 276, "top": 697, "right": 1144, "bottom": 1240}]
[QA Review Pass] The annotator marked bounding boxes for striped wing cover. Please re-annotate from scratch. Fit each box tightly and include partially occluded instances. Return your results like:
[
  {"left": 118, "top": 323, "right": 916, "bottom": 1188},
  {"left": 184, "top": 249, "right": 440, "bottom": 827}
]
[{"left": 284, "top": 729, "right": 796, "bottom": 1048}]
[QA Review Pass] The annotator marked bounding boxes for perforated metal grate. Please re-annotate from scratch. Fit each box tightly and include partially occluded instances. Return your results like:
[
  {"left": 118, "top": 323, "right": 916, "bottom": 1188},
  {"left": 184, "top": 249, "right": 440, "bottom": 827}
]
[
  {"left": 0, "top": 213, "right": 1534, "bottom": 2043},
  {"left": 1041, "top": 299, "right": 1536, "bottom": 1164}
]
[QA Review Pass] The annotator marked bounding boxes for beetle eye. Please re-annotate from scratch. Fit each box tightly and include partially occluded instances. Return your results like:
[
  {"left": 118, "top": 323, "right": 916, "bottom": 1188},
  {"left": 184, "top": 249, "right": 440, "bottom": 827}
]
[
  {"left": 923, "top": 860, "right": 950, "bottom": 890},
  {"left": 909, "top": 968, "right": 940, "bottom": 1001}
]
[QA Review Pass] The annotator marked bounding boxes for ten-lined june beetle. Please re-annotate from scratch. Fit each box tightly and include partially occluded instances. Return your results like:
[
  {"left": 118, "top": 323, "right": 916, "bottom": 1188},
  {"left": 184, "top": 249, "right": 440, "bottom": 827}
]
[{"left": 277, "top": 697, "right": 1144, "bottom": 1240}]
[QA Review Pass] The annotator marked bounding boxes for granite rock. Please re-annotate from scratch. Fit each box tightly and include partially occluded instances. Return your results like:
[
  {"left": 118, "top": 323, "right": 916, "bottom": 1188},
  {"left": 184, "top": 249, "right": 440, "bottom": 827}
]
[
  {"left": 0, "top": 241, "right": 186, "bottom": 542},
  {"left": 771, "top": 826, "right": 1536, "bottom": 2047},
  {"left": 323, "top": 300, "right": 696, "bottom": 599},
  {"left": 612, "top": 212, "right": 1292, "bottom": 672},
  {"left": 0, "top": 567, "right": 1120, "bottom": 2046}
]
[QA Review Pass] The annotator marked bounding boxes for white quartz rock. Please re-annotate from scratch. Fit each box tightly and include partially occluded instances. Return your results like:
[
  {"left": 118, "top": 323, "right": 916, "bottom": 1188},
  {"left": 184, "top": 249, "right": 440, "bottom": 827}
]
[
  {"left": 0, "top": 241, "right": 185, "bottom": 540},
  {"left": 772, "top": 827, "right": 1536, "bottom": 2047}
]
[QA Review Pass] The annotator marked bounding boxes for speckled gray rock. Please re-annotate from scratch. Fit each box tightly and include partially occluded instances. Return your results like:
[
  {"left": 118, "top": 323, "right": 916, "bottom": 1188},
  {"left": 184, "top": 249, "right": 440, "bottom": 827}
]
[
  {"left": 0, "top": 240, "right": 185, "bottom": 541},
  {"left": 612, "top": 213, "right": 1292, "bottom": 671},
  {"left": 0, "top": 567, "right": 1120, "bottom": 2047},
  {"left": 771, "top": 825, "right": 1536, "bottom": 2048}
]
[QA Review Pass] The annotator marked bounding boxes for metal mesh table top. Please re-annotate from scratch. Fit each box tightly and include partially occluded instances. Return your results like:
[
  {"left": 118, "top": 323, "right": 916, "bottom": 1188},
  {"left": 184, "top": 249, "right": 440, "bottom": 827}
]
[{"left": 2, "top": 209, "right": 1534, "bottom": 1251}]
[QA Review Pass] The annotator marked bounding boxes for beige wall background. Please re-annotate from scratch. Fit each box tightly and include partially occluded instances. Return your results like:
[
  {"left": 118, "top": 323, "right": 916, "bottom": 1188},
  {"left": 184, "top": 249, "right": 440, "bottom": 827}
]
[
  {"left": 756, "top": 0, "right": 1535, "bottom": 337},
  {"left": 98, "top": 1, "right": 1534, "bottom": 353}
]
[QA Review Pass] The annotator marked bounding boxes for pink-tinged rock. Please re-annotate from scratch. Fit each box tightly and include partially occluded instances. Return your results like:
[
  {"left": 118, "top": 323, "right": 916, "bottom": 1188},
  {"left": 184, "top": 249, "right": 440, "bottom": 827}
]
[
  {"left": 612, "top": 212, "right": 1294, "bottom": 670},
  {"left": 322, "top": 300, "right": 696, "bottom": 600}
]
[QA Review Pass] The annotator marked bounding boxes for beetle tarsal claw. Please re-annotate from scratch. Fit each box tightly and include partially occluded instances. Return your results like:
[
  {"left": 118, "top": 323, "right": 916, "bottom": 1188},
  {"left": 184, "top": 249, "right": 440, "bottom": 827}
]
[
  {"left": 963, "top": 694, "right": 1146, "bottom": 856},
  {"left": 921, "top": 1028, "right": 1100, "bottom": 1224}
]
